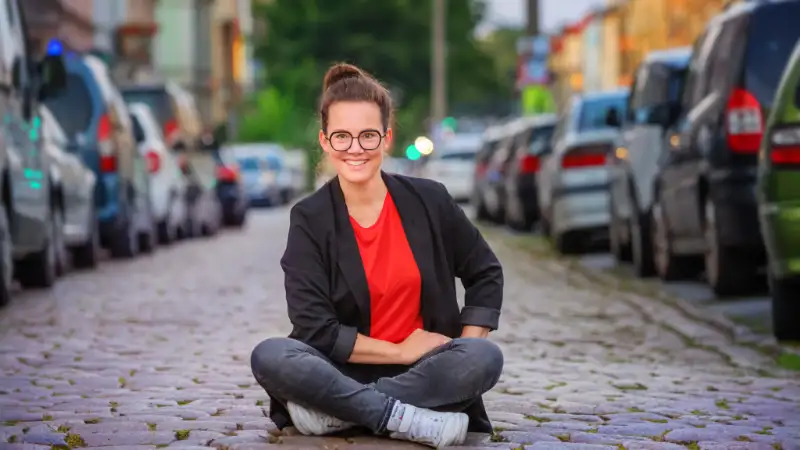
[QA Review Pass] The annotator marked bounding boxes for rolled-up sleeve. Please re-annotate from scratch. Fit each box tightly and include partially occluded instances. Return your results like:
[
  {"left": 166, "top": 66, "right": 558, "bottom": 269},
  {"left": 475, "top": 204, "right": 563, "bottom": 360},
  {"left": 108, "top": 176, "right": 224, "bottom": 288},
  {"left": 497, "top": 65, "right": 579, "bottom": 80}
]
[
  {"left": 280, "top": 205, "right": 356, "bottom": 364},
  {"left": 439, "top": 184, "right": 504, "bottom": 330}
]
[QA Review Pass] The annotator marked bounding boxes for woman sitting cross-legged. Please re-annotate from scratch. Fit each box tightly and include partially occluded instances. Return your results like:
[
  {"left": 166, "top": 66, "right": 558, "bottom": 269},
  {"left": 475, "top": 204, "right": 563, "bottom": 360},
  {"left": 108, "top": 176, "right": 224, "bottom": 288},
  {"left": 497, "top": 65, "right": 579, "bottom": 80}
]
[{"left": 250, "top": 62, "right": 505, "bottom": 449}]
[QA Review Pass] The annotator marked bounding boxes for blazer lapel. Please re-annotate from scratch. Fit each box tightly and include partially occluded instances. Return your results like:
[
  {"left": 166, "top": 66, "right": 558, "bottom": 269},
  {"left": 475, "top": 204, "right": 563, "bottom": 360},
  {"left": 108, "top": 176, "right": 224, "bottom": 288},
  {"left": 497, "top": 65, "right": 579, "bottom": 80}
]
[
  {"left": 383, "top": 173, "right": 437, "bottom": 325},
  {"left": 330, "top": 177, "right": 372, "bottom": 332}
]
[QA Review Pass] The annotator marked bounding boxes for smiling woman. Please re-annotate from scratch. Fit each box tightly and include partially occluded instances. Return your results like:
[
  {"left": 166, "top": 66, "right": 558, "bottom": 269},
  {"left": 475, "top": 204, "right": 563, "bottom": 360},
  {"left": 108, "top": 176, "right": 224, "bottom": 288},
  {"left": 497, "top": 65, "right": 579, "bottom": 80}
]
[{"left": 249, "top": 63, "right": 505, "bottom": 449}]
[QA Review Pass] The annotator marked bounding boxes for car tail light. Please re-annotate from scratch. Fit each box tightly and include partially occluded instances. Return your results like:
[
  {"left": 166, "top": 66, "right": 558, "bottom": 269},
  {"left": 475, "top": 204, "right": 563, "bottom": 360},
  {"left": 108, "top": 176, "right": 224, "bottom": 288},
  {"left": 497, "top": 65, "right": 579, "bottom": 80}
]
[
  {"left": 769, "top": 127, "right": 800, "bottom": 165},
  {"left": 216, "top": 166, "right": 239, "bottom": 182},
  {"left": 726, "top": 88, "right": 763, "bottom": 153},
  {"left": 145, "top": 150, "right": 161, "bottom": 173},
  {"left": 97, "top": 114, "right": 116, "bottom": 173},
  {"left": 519, "top": 155, "right": 540, "bottom": 173},
  {"left": 561, "top": 144, "right": 609, "bottom": 169},
  {"left": 164, "top": 119, "right": 179, "bottom": 144}
]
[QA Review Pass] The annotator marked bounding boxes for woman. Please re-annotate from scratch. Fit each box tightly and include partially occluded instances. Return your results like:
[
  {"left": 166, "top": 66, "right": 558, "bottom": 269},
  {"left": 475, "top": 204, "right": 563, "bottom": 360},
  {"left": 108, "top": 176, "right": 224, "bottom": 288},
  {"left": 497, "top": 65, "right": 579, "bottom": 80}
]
[{"left": 250, "top": 63, "right": 504, "bottom": 449}]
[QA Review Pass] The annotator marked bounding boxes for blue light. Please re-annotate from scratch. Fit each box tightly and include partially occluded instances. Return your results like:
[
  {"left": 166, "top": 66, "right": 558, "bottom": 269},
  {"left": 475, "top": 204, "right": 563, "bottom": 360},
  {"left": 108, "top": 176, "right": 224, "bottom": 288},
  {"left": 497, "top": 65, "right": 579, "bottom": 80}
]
[{"left": 46, "top": 39, "right": 63, "bottom": 56}]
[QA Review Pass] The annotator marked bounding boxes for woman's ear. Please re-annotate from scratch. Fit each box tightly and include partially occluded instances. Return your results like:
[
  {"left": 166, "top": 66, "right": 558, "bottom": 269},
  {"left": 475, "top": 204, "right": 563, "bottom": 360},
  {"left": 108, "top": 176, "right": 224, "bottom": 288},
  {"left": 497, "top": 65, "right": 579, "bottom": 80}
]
[
  {"left": 318, "top": 130, "right": 329, "bottom": 153},
  {"left": 383, "top": 128, "right": 393, "bottom": 151}
]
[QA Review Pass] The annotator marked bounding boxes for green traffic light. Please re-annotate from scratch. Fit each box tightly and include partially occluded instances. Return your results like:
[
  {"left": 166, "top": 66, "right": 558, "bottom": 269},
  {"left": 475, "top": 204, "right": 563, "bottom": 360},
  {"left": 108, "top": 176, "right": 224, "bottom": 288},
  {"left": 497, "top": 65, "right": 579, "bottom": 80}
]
[{"left": 405, "top": 145, "right": 421, "bottom": 160}]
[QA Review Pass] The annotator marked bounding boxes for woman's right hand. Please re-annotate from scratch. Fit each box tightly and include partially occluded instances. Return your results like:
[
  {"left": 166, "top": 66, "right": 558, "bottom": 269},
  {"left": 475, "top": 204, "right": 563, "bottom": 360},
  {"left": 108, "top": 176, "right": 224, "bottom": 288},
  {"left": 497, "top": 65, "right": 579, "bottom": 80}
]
[{"left": 398, "top": 329, "right": 451, "bottom": 365}]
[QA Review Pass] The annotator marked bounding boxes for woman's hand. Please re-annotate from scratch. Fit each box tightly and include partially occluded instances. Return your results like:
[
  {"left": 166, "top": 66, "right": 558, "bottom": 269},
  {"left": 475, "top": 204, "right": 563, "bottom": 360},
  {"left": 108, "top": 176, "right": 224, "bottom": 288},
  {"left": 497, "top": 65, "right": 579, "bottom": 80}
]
[{"left": 398, "top": 329, "right": 451, "bottom": 365}]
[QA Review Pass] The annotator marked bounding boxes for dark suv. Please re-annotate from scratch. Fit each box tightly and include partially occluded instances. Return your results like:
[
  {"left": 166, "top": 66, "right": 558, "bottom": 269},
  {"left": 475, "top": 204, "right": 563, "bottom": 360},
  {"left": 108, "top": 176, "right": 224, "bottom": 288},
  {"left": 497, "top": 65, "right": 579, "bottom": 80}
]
[
  {"left": 653, "top": 0, "right": 800, "bottom": 296},
  {"left": 0, "top": 0, "right": 67, "bottom": 305},
  {"left": 44, "top": 54, "right": 155, "bottom": 258}
]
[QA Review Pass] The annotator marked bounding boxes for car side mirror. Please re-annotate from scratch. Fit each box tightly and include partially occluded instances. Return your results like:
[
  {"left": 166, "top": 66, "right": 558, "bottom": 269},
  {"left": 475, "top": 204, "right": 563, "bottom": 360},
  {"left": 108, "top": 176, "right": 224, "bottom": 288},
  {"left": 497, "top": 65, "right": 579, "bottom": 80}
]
[
  {"left": 37, "top": 55, "right": 67, "bottom": 100},
  {"left": 605, "top": 108, "right": 621, "bottom": 128}
]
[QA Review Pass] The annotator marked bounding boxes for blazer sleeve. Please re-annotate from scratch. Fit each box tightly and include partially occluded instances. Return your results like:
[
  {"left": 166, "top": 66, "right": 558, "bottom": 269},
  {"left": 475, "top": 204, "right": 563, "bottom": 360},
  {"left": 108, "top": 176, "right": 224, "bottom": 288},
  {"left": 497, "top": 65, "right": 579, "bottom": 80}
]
[
  {"left": 438, "top": 183, "right": 504, "bottom": 330},
  {"left": 280, "top": 205, "right": 358, "bottom": 364}
]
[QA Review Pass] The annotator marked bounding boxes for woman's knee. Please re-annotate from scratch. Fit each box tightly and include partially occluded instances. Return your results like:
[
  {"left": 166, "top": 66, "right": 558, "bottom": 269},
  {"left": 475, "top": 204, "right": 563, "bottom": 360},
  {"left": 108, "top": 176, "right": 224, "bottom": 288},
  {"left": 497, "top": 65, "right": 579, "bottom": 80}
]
[
  {"left": 454, "top": 338, "right": 504, "bottom": 389},
  {"left": 250, "top": 337, "right": 304, "bottom": 382}
]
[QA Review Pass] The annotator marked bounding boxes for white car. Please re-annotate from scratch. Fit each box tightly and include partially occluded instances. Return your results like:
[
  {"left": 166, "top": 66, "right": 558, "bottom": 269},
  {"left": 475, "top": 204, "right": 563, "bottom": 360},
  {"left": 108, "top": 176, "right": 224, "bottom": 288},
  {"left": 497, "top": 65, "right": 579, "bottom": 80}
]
[
  {"left": 421, "top": 134, "right": 482, "bottom": 202},
  {"left": 128, "top": 103, "right": 188, "bottom": 244}
]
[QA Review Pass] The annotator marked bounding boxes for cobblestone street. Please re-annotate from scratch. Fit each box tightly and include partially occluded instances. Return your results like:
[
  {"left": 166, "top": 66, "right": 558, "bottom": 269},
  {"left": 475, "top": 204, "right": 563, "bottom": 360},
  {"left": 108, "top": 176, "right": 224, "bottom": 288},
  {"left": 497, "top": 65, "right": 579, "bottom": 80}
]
[{"left": 0, "top": 208, "right": 798, "bottom": 450}]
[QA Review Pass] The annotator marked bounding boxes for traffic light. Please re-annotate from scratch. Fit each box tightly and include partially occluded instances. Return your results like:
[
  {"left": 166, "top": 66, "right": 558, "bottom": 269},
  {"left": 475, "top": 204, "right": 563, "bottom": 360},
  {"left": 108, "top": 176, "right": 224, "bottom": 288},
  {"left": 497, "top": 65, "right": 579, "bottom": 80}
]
[{"left": 405, "top": 144, "right": 421, "bottom": 160}]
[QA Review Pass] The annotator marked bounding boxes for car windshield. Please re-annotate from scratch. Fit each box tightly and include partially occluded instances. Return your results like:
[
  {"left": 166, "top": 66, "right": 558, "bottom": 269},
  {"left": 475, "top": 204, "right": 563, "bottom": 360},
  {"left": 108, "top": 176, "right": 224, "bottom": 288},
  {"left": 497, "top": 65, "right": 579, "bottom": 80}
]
[
  {"left": 745, "top": 2, "right": 800, "bottom": 108},
  {"left": 578, "top": 96, "right": 628, "bottom": 132},
  {"left": 528, "top": 125, "right": 555, "bottom": 155},
  {"left": 43, "top": 74, "right": 93, "bottom": 138},
  {"left": 120, "top": 88, "right": 173, "bottom": 127}
]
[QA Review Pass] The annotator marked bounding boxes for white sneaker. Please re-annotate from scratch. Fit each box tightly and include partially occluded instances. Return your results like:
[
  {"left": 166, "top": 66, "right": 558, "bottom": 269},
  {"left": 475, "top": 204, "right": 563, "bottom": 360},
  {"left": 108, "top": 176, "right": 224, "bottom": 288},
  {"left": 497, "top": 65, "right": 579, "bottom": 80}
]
[
  {"left": 388, "top": 404, "right": 469, "bottom": 448},
  {"left": 286, "top": 401, "right": 355, "bottom": 436}
]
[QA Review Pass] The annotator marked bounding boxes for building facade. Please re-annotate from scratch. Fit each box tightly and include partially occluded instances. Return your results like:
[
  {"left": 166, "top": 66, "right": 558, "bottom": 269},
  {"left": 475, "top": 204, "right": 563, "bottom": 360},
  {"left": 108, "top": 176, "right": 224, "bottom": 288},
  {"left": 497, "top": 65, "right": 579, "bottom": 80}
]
[
  {"left": 24, "top": 0, "right": 96, "bottom": 56},
  {"left": 581, "top": 13, "right": 603, "bottom": 93}
]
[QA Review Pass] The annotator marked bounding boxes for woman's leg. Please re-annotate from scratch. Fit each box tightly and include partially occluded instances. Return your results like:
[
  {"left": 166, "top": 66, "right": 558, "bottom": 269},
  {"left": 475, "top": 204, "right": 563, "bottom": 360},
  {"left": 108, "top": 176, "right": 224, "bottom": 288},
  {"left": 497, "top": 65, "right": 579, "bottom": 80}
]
[
  {"left": 373, "top": 338, "right": 504, "bottom": 411},
  {"left": 250, "top": 337, "right": 392, "bottom": 432}
]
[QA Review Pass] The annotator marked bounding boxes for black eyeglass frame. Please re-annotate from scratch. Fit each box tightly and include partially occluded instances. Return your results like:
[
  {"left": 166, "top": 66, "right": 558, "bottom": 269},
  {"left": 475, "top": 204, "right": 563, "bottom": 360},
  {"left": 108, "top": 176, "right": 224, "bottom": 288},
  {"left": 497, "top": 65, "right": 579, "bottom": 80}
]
[{"left": 326, "top": 129, "right": 387, "bottom": 152}]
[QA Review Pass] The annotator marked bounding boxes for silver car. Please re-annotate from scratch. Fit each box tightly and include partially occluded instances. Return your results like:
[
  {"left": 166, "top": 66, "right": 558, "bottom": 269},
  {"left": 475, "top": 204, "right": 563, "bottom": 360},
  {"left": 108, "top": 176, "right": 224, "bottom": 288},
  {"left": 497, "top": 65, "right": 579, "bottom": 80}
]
[{"left": 537, "top": 90, "right": 629, "bottom": 254}]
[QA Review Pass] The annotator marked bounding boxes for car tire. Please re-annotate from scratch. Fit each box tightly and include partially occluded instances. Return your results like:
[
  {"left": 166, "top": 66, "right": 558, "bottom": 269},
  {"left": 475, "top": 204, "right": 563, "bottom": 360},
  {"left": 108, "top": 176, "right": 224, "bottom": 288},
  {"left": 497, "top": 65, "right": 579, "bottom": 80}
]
[
  {"left": 771, "top": 276, "right": 800, "bottom": 341},
  {"left": 0, "top": 204, "right": 13, "bottom": 307},
  {"left": 651, "top": 196, "right": 701, "bottom": 281},
  {"left": 703, "top": 198, "right": 758, "bottom": 296},
  {"left": 71, "top": 209, "right": 99, "bottom": 270},
  {"left": 16, "top": 209, "right": 59, "bottom": 288},
  {"left": 157, "top": 220, "right": 175, "bottom": 245},
  {"left": 609, "top": 196, "right": 632, "bottom": 263},
  {"left": 109, "top": 213, "right": 139, "bottom": 259},
  {"left": 139, "top": 221, "right": 156, "bottom": 254},
  {"left": 631, "top": 211, "right": 656, "bottom": 278},
  {"left": 554, "top": 230, "right": 583, "bottom": 255}
]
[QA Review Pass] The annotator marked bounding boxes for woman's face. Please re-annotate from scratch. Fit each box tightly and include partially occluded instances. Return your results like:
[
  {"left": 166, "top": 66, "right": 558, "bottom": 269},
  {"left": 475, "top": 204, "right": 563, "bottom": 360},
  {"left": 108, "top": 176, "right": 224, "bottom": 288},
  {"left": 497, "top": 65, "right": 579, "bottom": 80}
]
[{"left": 319, "top": 101, "right": 392, "bottom": 186}]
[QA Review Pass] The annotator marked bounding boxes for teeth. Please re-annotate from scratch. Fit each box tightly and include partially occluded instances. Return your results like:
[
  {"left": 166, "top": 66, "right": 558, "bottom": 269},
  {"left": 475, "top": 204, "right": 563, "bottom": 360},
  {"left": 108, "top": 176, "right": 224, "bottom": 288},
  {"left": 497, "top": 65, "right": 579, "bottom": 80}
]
[{"left": 346, "top": 160, "right": 367, "bottom": 166}]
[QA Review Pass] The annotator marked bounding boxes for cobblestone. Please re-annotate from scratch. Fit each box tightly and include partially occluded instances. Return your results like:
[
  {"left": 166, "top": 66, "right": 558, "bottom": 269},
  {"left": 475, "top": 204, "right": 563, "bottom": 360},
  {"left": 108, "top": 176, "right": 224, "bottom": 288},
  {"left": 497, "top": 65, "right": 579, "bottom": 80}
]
[{"left": 0, "top": 209, "right": 798, "bottom": 449}]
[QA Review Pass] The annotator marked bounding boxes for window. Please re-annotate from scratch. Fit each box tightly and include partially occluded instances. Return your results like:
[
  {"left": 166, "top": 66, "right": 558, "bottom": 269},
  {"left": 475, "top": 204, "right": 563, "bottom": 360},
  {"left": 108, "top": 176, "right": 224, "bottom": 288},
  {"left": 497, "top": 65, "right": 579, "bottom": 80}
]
[
  {"left": 527, "top": 124, "right": 555, "bottom": 155},
  {"left": 744, "top": 2, "right": 800, "bottom": 108},
  {"left": 578, "top": 95, "right": 628, "bottom": 131},
  {"left": 439, "top": 151, "right": 476, "bottom": 161},
  {"left": 43, "top": 74, "right": 93, "bottom": 137},
  {"left": 121, "top": 88, "right": 173, "bottom": 127}
]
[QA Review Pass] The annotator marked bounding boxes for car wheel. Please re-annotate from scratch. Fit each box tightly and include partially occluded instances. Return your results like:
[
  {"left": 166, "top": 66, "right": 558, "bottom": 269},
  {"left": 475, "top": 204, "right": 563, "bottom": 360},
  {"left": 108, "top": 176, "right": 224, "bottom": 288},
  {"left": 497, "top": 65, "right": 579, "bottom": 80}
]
[
  {"left": 16, "top": 208, "right": 58, "bottom": 288},
  {"left": 651, "top": 197, "right": 700, "bottom": 281},
  {"left": 704, "top": 198, "right": 757, "bottom": 297},
  {"left": 109, "top": 212, "right": 139, "bottom": 259},
  {"left": 771, "top": 276, "right": 800, "bottom": 341},
  {"left": 609, "top": 195, "right": 632, "bottom": 263},
  {"left": 71, "top": 208, "right": 100, "bottom": 269},
  {"left": 631, "top": 210, "right": 655, "bottom": 278},
  {"left": 0, "top": 204, "right": 12, "bottom": 307},
  {"left": 157, "top": 219, "right": 175, "bottom": 245}
]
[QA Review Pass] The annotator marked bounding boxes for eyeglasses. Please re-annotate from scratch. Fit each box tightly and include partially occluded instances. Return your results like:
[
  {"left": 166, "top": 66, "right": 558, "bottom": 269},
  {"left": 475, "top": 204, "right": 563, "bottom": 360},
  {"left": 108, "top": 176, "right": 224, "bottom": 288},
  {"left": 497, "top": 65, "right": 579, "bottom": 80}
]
[{"left": 326, "top": 129, "right": 385, "bottom": 152}]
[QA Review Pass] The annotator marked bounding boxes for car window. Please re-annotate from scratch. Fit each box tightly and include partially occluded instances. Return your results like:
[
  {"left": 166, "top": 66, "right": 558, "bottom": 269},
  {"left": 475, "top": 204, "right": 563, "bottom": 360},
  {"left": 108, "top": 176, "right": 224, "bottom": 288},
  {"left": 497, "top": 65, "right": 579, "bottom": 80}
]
[
  {"left": 439, "top": 151, "right": 476, "bottom": 161},
  {"left": 745, "top": 2, "right": 800, "bottom": 108},
  {"left": 130, "top": 113, "right": 145, "bottom": 143},
  {"left": 121, "top": 88, "right": 173, "bottom": 127},
  {"left": 578, "top": 96, "right": 628, "bottom": 131},
  {"left": 528, "top": 124, "right": 555, "bottom": 155},
  {"left": 43, "top": 74, "right": 93, "bottom": 138}
]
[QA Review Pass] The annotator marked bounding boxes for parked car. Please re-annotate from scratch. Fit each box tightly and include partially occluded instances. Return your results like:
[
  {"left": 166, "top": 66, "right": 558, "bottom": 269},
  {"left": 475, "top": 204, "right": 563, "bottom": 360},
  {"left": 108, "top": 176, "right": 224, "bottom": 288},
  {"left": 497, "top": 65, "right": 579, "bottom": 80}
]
[
  {"left": 503, "top": 115, "right": 557, "bottom": 231},
  {"left": 607, "top": 47, "right": 691, "bottom": 277},
  {"left": 207, "top": 138, "right": 248, "bottom": 227},
  {"left": 0, "top": 7, "right": 68, "bottom": 303},
  {"left": 44, "top": 53, "right": 155, "bottom": 258},
  {"left": 128, "top": 103, "right": 188, "bottom": 245},
  {"left": 473, "top": 123, "right": 511, "bottom": 222},
  {"left": 654, "top": 0, "right": 800, "bottom": 295},
  {"left": 38, "top": 105, "right": 99, "bottom": 270},
  {"left": 120, "top": 82, "right": 204, "bottom": 153},
  {"left": 420, "top": 133, "right": 482, "bottom": 203},
  {"left": 756, "top": 40, "right": 800, "bottom": 342},
  {"left": 178, "top": 153, "right": 222, "bottom": 237},
  {"left": 537, "top": 89, "right": 629, "bottom": 254},
  {"left": 222, "top": 143, "right": 288, "bottom": 207}
]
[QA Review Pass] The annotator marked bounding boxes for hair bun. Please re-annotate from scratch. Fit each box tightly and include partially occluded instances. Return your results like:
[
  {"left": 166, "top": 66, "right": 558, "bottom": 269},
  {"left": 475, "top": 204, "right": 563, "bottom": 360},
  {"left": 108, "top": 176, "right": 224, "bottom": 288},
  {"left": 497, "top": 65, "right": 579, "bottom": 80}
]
[{"left": 323, "top": 63, "right": 365, "bottom": 91}]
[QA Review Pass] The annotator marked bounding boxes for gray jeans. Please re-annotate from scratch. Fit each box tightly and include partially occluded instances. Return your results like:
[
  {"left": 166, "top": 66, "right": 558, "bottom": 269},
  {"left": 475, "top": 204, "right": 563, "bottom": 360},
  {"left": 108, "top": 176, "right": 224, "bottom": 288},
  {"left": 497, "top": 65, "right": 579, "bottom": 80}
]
[{"left": 250, "top": 337, "right": 504, "bottom": 433}]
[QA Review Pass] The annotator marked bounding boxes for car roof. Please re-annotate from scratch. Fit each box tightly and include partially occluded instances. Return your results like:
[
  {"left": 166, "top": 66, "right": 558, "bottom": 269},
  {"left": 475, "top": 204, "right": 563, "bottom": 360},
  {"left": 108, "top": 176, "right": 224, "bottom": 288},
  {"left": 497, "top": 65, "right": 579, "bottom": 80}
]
[
  {"left": 711, "top": 0, "right": 796, "bottom": 25},
  {"left": 482, "top": 114, "right": 557, "bottom": 141},
  {"left": 643, "top": 47, "right": 692, "bottom": 67}
]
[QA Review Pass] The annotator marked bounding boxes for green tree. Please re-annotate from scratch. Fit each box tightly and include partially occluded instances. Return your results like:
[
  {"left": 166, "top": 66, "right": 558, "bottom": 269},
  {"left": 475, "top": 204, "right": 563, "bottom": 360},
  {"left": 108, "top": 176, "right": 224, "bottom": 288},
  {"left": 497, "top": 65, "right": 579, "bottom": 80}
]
[{"left": 250, "top": 0, "right": 503, "bottom": 150}]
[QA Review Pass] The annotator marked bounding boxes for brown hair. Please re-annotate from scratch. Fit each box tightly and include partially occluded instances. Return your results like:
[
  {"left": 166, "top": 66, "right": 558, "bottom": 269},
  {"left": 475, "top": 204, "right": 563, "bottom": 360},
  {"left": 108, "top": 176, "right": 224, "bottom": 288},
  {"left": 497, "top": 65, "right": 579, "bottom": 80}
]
[{"left": 319, "top": 63, "right": 393, "bottom": 134}]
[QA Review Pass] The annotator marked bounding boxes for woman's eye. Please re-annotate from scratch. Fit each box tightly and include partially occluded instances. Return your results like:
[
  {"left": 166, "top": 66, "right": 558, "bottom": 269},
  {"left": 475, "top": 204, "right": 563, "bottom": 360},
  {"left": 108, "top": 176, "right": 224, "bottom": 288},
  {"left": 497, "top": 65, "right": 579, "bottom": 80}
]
[
  {"left": 333, "top": 133, "right": 349, "bottom": 140},
  {"left": 363, "top": 132, "right": 377, "bottom": 139}
]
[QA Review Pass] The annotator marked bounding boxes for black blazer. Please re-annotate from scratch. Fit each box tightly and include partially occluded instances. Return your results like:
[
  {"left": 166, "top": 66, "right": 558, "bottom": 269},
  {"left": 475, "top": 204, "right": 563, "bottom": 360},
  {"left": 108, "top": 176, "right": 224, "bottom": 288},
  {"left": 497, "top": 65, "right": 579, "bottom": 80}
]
[{"left": 272, "top": 171, "right": 503, "bottom": 433}]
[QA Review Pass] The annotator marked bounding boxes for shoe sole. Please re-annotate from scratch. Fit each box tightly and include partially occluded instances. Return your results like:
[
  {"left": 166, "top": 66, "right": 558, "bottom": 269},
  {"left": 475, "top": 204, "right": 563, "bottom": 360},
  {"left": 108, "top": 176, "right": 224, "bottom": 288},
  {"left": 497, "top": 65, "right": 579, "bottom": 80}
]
[
  {"left": 286, "top": 402, "right": 352, "bottom": 436},
  {"left": 435, "top": 412, "right": 469, "bottom": 448}
]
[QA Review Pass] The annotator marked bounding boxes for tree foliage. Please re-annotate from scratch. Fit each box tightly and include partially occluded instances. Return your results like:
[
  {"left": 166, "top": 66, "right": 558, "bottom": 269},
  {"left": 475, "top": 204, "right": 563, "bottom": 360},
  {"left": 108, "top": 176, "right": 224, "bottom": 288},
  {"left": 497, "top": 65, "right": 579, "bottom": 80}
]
[{"left": 249, "top": 0, "right": 506, "bottom": 149}]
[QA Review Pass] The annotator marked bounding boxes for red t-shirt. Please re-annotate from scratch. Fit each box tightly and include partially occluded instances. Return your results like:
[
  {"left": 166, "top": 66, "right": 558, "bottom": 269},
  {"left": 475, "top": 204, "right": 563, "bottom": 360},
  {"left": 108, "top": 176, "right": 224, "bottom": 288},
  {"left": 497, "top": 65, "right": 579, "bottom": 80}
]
[{"left": 350, "top": 194, "right": 423, "bottom": 344}]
